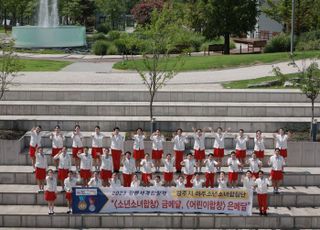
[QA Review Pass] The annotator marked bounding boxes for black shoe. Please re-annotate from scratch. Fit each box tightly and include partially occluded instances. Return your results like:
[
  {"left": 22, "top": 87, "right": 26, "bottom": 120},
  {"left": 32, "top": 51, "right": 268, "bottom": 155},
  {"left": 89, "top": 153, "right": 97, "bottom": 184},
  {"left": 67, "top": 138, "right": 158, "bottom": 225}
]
[
  {"left": 263, "top": 212, "right": 268, "bottom": 216},
  {"left": 176, "top": 170, "right": 181, "bottom": 173},
  {"left": 259, "top": 211, "right": 263, "bottom": 216},
  {"left": 67, "top": 210, "right": 71, "bottom": 214}
]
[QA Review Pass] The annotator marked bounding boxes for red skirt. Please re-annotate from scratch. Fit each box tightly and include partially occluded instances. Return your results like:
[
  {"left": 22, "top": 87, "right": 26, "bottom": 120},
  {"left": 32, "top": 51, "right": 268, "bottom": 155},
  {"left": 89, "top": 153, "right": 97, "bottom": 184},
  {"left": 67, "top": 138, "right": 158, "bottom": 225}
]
[
  {"left": 185, "top": 174, "right": 193, "bottom": 188},
  {"left": 44, "top": 191, "right": 57, "bottom": 201},
  {"left": 236, "top": 149, "right": 246, "bottom": 159},
  {"left": 174, "top": 151, "right": 184, "bottom": 171},
  {"left": 80, "top": 169, "right": 91, "bottom": 179},
  {"left": 52, "top": 148, "right": 62, "bottom": 157},
  {"left": 252, "top": 172, "right": 259, "bottom": 179},
  {"left": 194, "top": 149, "right": 205, "bottom": 160},
  {"left": 254, "top": 150, "right": 264, "bottom": 159},
  {"left": 280, "top": 149, "right": 287, "bottom": 158},
  {"left": 133, "top": 149, "right": 145, "bottom": 160},
  {"left": 152, "top": 150, "right": 163, "bottom": 160},
  {"left": 29, "top": 145, "right": 37, "bottom": 158},
  {"left": 58, "top": 168, "right": 69, "bottom": 181},
  {"left": 163, "top": 172, "right": 173, "bottom": 182},
  {"left": 257, "top": 193, "right": 268, "bottom": 212},
  {"left": 72, "top": 147, "right": 83, "bottom": 159},
  {"left": 271, "top": 170, "right": 283, "bottom": 181},
  {"left": 35, "top": 167, "right": 46, "bottom": 180},
  {"left": 228, "top": 172, "right": 239, "bottom": 182},
  {"left": 214, "top": 148, "right": 224, "bottom": 158},
  {"left": 142, "top": 173, "right": 152, "bottom": 184},
  {"left": 66, "top": 192, "right": 72, "bottom": 202},
  {"left": 91, "top": 147, "right": 103, "bottom": 159},
  {"left": 100, "top": 169, "right": 112, "bottom": 180}
]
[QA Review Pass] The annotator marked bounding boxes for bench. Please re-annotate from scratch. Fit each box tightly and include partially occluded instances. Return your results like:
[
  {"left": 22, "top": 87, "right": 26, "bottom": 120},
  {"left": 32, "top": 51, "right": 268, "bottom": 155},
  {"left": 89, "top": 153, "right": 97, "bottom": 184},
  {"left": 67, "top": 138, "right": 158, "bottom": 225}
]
[{"left": 207, "top": 44, "right": 224, "bottom": 55}]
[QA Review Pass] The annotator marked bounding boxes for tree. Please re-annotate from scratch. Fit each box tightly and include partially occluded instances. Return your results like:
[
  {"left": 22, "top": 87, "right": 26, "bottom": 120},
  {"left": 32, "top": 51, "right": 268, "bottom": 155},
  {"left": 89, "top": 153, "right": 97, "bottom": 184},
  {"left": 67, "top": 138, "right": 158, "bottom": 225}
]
[
  {"left": 131, "top": 0, "right": 164, "bottom": 26},
  {"left": 202, "top": 0, "right": 258, "bottom": 54},
  {"left": 0, "top": 40, "right": 23, "bottom": 100},
  {"left": 96, "top": 0, "right": 126, "bottom": 30}
]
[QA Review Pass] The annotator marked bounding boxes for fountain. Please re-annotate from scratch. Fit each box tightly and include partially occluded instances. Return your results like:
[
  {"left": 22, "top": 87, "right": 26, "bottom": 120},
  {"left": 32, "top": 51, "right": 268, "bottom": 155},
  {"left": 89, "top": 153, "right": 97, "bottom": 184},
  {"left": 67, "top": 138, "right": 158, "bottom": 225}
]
[{"left": 12, "top": 0, "right": 86, "bottom": 48}]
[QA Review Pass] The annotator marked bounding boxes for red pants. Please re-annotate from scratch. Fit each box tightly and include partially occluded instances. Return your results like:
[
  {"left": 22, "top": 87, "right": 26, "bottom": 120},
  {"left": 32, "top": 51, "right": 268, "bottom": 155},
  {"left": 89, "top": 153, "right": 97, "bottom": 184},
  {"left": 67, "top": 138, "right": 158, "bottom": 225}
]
[
  {"left": 142, "top": 173, "right": 152, "bottom": 184},
  {"left": 205, "top": 172, "right": 215, "bottom": 188},
  {"left": 174, "top": 151, "right": 184, "bottom": 171},
  {"left": 111, "top": 149, "right": 122, "bottom": 171},
  {"left": 257, "top": 193, "right": 268, "bottom": 212},
  {"left": 123, "top": 173, "right": 132, "bottom": 187},
  {"left": 185, "top": 174, "right": 193, "bottom": 188},
  {"left": 164, "top": 172, "right": 173, "bottom": 183}
]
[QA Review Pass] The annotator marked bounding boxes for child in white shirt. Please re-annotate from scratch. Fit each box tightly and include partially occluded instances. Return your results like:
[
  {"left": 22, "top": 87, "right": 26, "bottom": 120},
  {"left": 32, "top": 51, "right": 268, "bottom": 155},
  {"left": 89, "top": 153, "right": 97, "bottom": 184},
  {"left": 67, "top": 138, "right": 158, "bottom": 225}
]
[
  {"left": 254, "top": 170, "right": 272, "bottom": 216},
  {"left": 227, "top": 151, "right": 242, "bottom": 188}
]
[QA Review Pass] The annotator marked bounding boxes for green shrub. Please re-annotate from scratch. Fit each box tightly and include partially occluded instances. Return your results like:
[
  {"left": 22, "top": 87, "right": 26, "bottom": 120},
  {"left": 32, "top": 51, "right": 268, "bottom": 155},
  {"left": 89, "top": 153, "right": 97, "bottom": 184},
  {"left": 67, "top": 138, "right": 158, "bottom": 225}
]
[
  {"left": 264, "top": 33, "right": 290, "bottom": 53},
  {"left": 96, "top": 23, "right": 111, "bottom": 34},
  {"left": 296, "top": 40, "right": 320, "bottom": 51},
  {"left": 92, "top": 33, "right": 107, "bottom": 41},
  {"left": 299, "top": 30, "right": 320, "bottom": 42},
  {"left": 107, "top": 30, "right": 122, "bottom": 41},
  {"left": 92, "top": 40, "right": 111, "bottom": 55},
  {"left": 107, "top": 44, "right": 118, "bottom": 55}
]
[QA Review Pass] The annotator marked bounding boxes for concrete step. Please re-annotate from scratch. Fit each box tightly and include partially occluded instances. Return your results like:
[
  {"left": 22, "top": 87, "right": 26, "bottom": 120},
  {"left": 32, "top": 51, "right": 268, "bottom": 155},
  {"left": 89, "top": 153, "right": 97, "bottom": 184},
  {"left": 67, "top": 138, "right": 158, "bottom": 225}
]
[
  {"left": 0, "top": 184, "right": 319, "bottom": 208},
  {"left": 0, "top": 101, "right": 317, "bottom": 117},
  {"left": 0, "top": 205, "right": 319, "bottom": 228},
  {"left": 0, "top": 115, "right": 312, "bottom": 132},
  {"left": 1, "top": 165, "right": 319, "bottom": 187}
]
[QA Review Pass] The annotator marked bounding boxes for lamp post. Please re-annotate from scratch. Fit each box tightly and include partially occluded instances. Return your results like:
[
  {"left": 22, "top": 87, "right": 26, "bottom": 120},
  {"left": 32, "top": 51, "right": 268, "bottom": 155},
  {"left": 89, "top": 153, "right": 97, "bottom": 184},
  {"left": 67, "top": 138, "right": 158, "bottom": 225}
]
[{"left": 290, "top": 0, "right": 295, "bottom": 55}]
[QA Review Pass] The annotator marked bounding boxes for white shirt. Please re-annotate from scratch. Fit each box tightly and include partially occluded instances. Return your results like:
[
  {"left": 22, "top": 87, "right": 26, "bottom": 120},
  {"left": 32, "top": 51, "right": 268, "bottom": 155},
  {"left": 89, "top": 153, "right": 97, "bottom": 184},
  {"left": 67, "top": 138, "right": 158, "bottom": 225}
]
[
  {"left": 88, "top": 177, "right": 102, "bottom": 187},
  {"left": 30, "top": 131, "right": 42, "bottom": 147},
  {"left": 254, "top": 137, "right": 265, "bottom": 151},
  {"left": 109, "top": 178, "right": 121, "bottom": 188},
  {"left": 100, "top": 155, "right": 113, "bottom": 171},
  {"left": 204, "top": 159, "right": 218, "bottom": 173},
  {"left": 247, "top": 158, "right": 262, "bottom": 173},
  {"left": 255, "top": 177, "right": 271, "bottom": 194},
  {"left": 172, "top": 135, "right": 188, "bottom": 151},
  {"left": 92, "top": 132, "right": 104, "bottom": 148},
  {"left": 79, "top": 153, "right": 92, "bottom": 170},
  {"left": 235, "top": 136, "right": 248, "bottom": 150},
  {"left": 227, "top": 158, "right": 240, "bottom": 172},
  {"left": 35, "top": 152, "right": 47, "bottom": 169},
  {"left": 162, "top": 158, "right": 175, "bottom": 173},
  {"left": 151, "top": 180, "right": 163, "bottom": 187},
  {"left": 218, "top": 178, "right": 227, "bottom": 188},
  {"left": 45, "top": 176, "right": 57, "bottom": 192},
  {"left": 71, "top": 132, "right": 83, "bottom": 148},
  {"left": 175, "top": 180, "right": 185, "bottom": 188},
  {"left": 64, "top": 177, "right": 77, "bottom": 192},
  {"left": 133, "top": 135, "right": 145, "bottom": 150},
  {"left": 213, "top": 133, "right": 225, "bottom": 149},
  {"left": 110, "top": 134, "right": 124, "bottom": 150},
  {"left": 122, "top": 158, "right": 135, "bottom": 174},
  {"left": 182, "top": 159, "right": 196, "bottom": 175},
  {"left": 50, "top": 133, "right": 64, "bottom": 148},
  {"left": 275, "top": 134, "right": 288, "bottom": 149},
  {"left": 150, "top": 135, "right": 165, "bottom": 150},
  {"left": 269, "top": 155, "right": 285, "bottom": 171},
  {"left": 193, "top": 134, "right": 205, "bottom": 150},
  {"left": 53, "top": 153, "right": 71, "bottom": 170},
  {"left": 243, "top": 177, "right": 255, "bottom": 190},
  {"left": 192, "top": 178, "right": 204, "bottom": 188},
  {"left": 130, "top": 180, "right": 140, "bottom": 188},
  {"left": 140, "top": 159, "right": 153, "bottom": 174}
]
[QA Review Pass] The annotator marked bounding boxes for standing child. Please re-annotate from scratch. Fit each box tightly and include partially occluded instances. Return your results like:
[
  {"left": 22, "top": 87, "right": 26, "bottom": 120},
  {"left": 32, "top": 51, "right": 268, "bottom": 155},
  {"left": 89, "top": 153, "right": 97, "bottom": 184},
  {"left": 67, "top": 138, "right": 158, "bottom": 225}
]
[
  {"left": 53, "top": 147, "right": 71, "bottom": 192},
  {"left": 204, "top": 153, "right": 219, "bottom": 188},
  {"left": 242, "top": 170, "right": 255, "bottom": 191},
  {"left": 172, "top": 129, "right": 188, "bottom": 173},
  {"left": 99, "top": 148, "right": 113, "bottom": 187},
  {"left": 162, "top": 153, "right": 175, "bottom": 186},
  {"left": 149, "top": 175, "right": 163, "bottom": 187},
  {"left": 109, "top": 173, "right": 122, "bottom": 188},
  {"left": 268, "top": 148, "right": 286, "bottom": 194},
  {"left": 35, "top": 147, "right": 47, "bottom": 193},
  {"left": 71, "top": 125, "right": 83, "bottom": 171},
  {"left": 254, "top": 170, "right": 272, "bottom": 216},
  {"left": 210, "top": 127, "right": 230, "bottom": 171},
  {"left": 191, "top": 173, "right": 205, "bottom": 189},
  {"left": 192, "top": 128, "right": 206, "bottom": 173},
  {"left": 88, "top": 171, "right": 102, "bottom": 187},
  {"left": 227, "top": 151, "right": 242, "bottom": 188},
  {"left": 44, "top": 169, "right": 57, "bottom": 215},
  {"left": 29, "top": 126, "right": 42, "bottom": 172},
  {"left": 77, "top": 147, "right": 93, "bottom": 187},
  {"left": 234, "top": 129, "right": 249, "bottom": 170},
  {"left": 175, "top": 175, "right": 186, "bottom": 188},
  {"left": 110, "top": 127, "right": 124, "bottom": 173},
  {"left": 91, "top": 126, "right": 105, "bottom": 171},
  {"left": 122, "top": 151, "right": 136, "bottom": 187},
  {"left": 181, "top": 153, "right": 197, "bottom": 188},
  {"left": 132, "top": 128, "right": 146, "bottom": 173},
  {"left": 130, "top": 174, "right": 141, "bottom": 188},
  {"left": 273, "top": 128, "right": 291, "bottom": 159},
  {"left": 64, "top": 171, "right": 77, "bottom": 214},
  {"left": 247, "top": 152, "right": 262, "bottom": 179},
  {"left": 217, "top": 171, "right": 228, "bottom": 188},
  {"left": 140, "top": 153, "right": 154, "bottom": 186},
  {"left": 50, "top": 125, "right": 65, "bottom": 171},
  {"left": 254, "top": 130, "right": 265, "bottom": 159},
  {"left": 150, "top": 129, "right": 165, "bottom": 173}
]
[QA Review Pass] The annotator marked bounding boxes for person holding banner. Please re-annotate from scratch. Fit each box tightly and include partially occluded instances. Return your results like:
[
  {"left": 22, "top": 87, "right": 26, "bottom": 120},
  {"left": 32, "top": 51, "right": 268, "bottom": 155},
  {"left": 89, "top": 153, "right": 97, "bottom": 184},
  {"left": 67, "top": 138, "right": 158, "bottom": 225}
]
[
  {"left": 29, "top": 126, "right": 42, "bottom": 172},
  {"left": 53, "top": 147, "right": 71, "bottom": 192},
  {"left": 204, "top": 153, "right": 219, "bottom": 188},
  {"left": 246, "top": 152, "right": 262, "bottom": 179},
  {"left": 130, "top": 174, "right": 141, "bottom": 188},
  {"left": 35, "top": 147, "right": 47, "bottom": 193},
  {"left": 44, "top": 169, "right": 57, "bottom": 215},
  {"left": 268, "top": 148, "right": 286, "bottom": 194},
  {"left": 175, "top": 175, "right": 186, "bottom": 188},
  {"left": 64, "top": 171, "right": 77, "bottom": 214},
  {"left": 140, "top": 153, "right": 154, "bottom": 186},
  {"left": 254, "top": 130, "right": 265, "bottom": 159},
  {"left": 191, "top": 173, "right": 205, "bottom": 188},
  {"left": 149, "top": 175, "right": 163, "bottom": 187},
  {"left": 209, "top": 127, "right": 230, "bottom": 171},
  {"left": 110, "top": 127, "right": 124, "bottom": 173},
  {"left": 217, "top": 171, "right": 228, "bottom": 188},
  {"left": 227, "top": 151, "right": 242, "bottom": 188},
  {"left": 192, "top": 127, "right": 206, "bottom": 173},
  {"left": 88, "top": 171, "right": 102, "bottom": 187},
  {"left": 109, "top": 173, "right": 122, "bottom": 188},
  {"left": 71, "top": 125, "right": 83, "bottom": 171},
  {"left": 150, "top": 129, "right": 165, "bottom": 173},
  {"left": 172, "top": 129, "right": 188, "bottom": 173},
  {"left": 132, "top": 128, "right": 146, "bottom": 173},
  {"left": 99, "top": 148, "right": 113, "bottom": 187},
  {"left": 122, "top": 151, "right": 136, "bottom": 187},
  {"left": 77, "top": 147, "right": 93, "bottom": 187},
  {"left": 234, "top": 129, "right": 249, "bottom": 170},
  {"left": 50, "top": 125, "right": 65, "bottom": 171},
  {"left": 162, "top": 153, "right": 175, "bottom": 186},
  {"left": 181, "top": 153, "right": 197, "bottom": 188},
  {"left": 254, "top": 170, "right": 272, "bottom": 216},
  {"left": 91, "top": 126, "right": 105, "bottom": 171}
]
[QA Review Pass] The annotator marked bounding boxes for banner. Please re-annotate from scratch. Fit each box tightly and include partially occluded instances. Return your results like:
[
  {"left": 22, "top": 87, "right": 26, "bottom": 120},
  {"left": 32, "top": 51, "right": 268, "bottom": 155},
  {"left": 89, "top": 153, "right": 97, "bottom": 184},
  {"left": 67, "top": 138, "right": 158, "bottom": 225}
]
[{"left": 72, "top": 187, "right": 253, "bottom": 215}]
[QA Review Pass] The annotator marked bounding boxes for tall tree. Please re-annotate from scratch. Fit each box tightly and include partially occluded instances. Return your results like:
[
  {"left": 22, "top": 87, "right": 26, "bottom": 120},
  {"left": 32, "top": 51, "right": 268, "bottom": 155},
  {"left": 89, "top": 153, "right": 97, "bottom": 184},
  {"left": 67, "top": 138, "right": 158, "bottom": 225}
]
[
  {"left": 131, "top": 0, "right": 164, "bottom": 26},
  {"left": 96, "top": 0, "right": 126, "bottom": 30},
  {"left": 202, "top": 0, "right": 258, "bottom": 54}
]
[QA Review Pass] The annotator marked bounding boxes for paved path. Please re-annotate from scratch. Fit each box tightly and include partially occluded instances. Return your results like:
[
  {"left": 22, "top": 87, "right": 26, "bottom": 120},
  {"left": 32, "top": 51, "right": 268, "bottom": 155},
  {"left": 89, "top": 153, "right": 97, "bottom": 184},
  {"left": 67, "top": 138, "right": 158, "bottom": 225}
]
[{"left": 60, "top": 62, "right": 115, "bottom": 72}]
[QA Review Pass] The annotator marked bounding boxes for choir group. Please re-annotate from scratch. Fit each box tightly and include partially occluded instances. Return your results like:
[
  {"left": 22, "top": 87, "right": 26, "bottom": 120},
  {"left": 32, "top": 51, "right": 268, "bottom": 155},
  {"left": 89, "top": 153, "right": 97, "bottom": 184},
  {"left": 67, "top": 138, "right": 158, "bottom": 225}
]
[{"left": 29, "top": 125, "right": 290, "bottom": 215}]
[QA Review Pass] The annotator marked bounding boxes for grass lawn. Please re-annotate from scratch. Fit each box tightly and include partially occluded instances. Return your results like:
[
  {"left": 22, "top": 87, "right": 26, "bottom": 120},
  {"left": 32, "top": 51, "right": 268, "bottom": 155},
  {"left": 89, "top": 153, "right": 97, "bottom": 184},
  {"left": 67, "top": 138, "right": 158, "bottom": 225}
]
[
  {"left": 15, "top": 49, "right": 66, "bottom": 55},
  {"left": 222, "top": 73, "right": 299, "bottom": 89},
  {"left": 113, "top": 51, "right": 320, "bottom": 71},
  {"left": 0, "top": 59, "right": 71, "bottom": 71}
]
